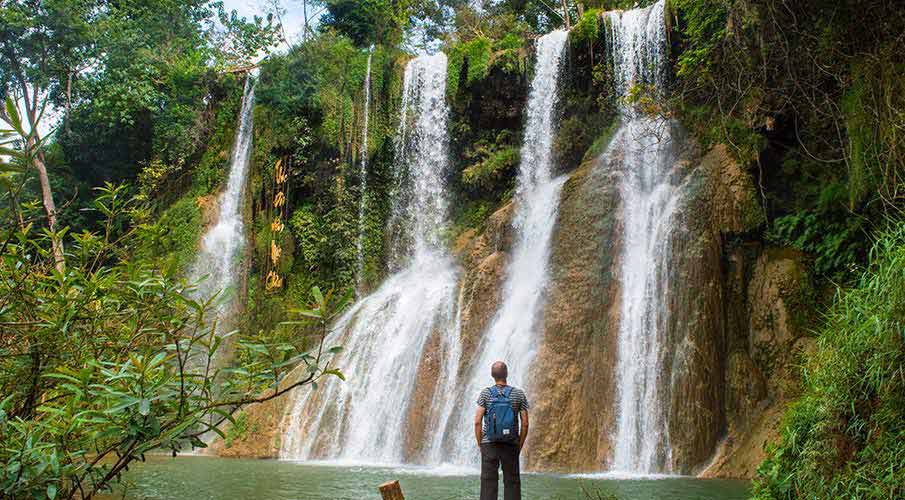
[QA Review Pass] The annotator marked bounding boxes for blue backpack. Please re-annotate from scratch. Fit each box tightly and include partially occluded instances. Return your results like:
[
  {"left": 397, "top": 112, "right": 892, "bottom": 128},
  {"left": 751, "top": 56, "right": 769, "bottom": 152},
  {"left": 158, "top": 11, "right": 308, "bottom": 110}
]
[{"left": 484, "top": 386, "right": 519, "bottom": 443}]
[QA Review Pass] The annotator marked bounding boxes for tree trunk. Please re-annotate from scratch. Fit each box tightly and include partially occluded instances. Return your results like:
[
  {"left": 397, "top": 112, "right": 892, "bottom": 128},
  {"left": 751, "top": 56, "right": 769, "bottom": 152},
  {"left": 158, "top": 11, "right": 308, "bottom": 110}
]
[
  {"left": 561, "top": 0, "right": 571, "bottom": 30},
  {"left": 377, "top": 480, "right": 404, "bottom": 500},
  {"left": 28, "top": 135, "right": 65, "bottom": 272}
]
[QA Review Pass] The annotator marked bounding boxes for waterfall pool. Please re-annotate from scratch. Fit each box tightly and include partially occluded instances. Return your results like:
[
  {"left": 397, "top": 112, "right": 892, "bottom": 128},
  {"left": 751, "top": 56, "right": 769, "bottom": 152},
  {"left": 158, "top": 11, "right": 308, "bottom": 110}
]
[{"left": 112, "top": 456, "right": 749, "bottom": 499}]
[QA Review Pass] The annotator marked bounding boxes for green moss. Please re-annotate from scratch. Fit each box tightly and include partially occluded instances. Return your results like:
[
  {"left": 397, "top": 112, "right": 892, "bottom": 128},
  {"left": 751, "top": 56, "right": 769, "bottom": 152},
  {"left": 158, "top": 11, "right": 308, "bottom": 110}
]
[
  {"left": 679, "top": 104, "right": 765, "bottom": 165},
  {"left": 134, "top": 193, "right": 202, "bottom": 276},
  {"left": 462, "top": 145, "right": 519, "bottom": 191},
  {"left": 192, "top": 83, "right": 244, "bottom": 196},
  {"left": 288, "top": 204, "right": 327, "bottom": 270},
  {"left": 841, "top": 55, "right": 905, "bottom": 210},
  {"left": 582, "top": 118, "right": 622, "bottom": 163},
  {"left": 448, "top": 199, "right": 496, "bottom": 241}
]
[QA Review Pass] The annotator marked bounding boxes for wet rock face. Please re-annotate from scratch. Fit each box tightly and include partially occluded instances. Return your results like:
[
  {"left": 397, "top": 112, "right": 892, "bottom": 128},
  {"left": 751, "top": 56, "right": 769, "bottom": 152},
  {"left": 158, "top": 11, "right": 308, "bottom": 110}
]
[
  {"left": 528, "top": 137, "right": 624, "bottom": 472},
  {"left": 700, "top": 246, "right": 811, "bottom": 479},
  {"left": 704, "top": 144, "right": 765, "bottom": 234},
  {"left": 454, "top": 202, "right": 514, "bottom": 370},
  {"left": 209, "top": 373, "right": 301, "bottom": 459},
  {"left": 725, "top": 350, "right": 768, "bottom": 425},
  {"left": 747, "top": 248, "right": 810, "bottom": 393},
  {"left": 664, "top": 166, "right": 727, "bottom": 473},
  {"left": 403, "top": 326, "right": 444, "bottom": 462}
]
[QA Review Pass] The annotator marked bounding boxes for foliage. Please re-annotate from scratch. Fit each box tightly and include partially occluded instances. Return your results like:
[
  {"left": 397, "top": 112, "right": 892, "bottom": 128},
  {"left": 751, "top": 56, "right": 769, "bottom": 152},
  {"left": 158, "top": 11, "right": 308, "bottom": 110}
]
[
  {"left": 320, "top": 0, "right": 414, "bottom": 47},
  {"left": 0, "top": 185, "right": 350, "bottom": 499},
  {"left": 445, "top": 23, "right": 529, "bottom": 98},
  {"left": 462, "top": 141, "right": 519, "bottom": 193},
  {"left": 766, "top": 209, "right": 867, "bottom": 283},
  {"left": 247, "top": 33, "right": 403, "bottom": 303},
  {"left": 841, "top": 53, "right": 905, "bottom": 209},
  {"left": 670, "top": 0, "right": 905, "bottom": 209},
  {"left": 133, "top": 194, "right": 203, "bottom": 276},
  {"left": 669, "top": 0, "right": 729, "bottom": 82},
  {"left": 753, "top": 221, "right": 905, "bottom": 499},
  {"left": 571, "top": 9, "right": 601, "bottom": 44}
]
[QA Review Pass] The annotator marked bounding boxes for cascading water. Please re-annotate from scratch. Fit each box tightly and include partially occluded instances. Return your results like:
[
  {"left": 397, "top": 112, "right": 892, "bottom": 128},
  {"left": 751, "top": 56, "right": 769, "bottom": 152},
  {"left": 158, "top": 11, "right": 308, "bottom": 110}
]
[
  {"left": 604, "top": 0, "right": 680, "bottom": 474},
  {"left": 442, "top": 30, "right": 569, "bottom": 464},
  {"left": 189, "top": 77, "right": 255, "bottom": 336},
  {"left": 280, "top": 54, "right": 461, "bottom": 464},
  {"left": 355, "top": 52, "right": 372, "bottom": 292}
]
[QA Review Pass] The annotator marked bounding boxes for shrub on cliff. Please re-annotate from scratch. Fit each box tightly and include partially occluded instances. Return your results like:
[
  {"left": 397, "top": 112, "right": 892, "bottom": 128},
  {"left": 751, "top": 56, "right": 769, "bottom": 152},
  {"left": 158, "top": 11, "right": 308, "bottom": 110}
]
[{"left": 753, "top": 222, "right": 905, "bottom": 499}]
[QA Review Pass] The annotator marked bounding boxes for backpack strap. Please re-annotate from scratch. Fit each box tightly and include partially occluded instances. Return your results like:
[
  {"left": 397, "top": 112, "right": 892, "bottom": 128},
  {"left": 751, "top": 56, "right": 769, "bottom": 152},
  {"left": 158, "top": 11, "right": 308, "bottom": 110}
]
[{"left": 491, "top": 385, "right": 512, "bottom": 399}]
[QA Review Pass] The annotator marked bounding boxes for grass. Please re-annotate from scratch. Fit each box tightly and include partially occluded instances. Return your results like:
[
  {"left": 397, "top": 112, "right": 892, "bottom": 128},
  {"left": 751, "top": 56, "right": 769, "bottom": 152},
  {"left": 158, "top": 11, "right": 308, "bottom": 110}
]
[{"left": 752, "top": 220, "right": 905, "bottom": 499}]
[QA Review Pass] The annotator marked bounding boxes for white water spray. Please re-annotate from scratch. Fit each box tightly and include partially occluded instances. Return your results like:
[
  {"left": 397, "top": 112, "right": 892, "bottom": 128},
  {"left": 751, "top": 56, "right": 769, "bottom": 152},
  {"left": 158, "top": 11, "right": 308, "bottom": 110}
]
[
  {"left": 443, "top": 30, "right": 569, "bottom": 465},
  {"left": 280, "top": 54, "right": 461, "bottom": 464},
  {"left": 189, "top": 77, "right": 255, "bottom": 329},
  {"left": 355, "top": 52, "right": 372, "bottom": 292},
  {"left": 605, "top": 0, "right": 680, "bottom": 474}
]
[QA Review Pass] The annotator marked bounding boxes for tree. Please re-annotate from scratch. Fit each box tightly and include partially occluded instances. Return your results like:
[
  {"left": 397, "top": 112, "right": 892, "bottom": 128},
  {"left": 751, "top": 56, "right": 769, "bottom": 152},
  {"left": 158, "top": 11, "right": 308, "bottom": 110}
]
[
  {"left": 321, "top": 0, "right": 415, "bottom": 47},
  {"left": 0, "top": 0, "right": 99, "bottom": 270}
]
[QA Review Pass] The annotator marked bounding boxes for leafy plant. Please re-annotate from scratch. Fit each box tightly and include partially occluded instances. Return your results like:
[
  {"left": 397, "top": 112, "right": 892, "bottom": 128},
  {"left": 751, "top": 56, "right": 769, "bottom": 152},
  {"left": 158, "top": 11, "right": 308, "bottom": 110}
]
[
  {"left": 766, "top": 210, "right": 867, "bottom": 283},
  {"left": 753, "top": 221, "right": 905, "bottom": 499},
  {"left": 0, "top": 186, "right": 351, "bottom": 500}
]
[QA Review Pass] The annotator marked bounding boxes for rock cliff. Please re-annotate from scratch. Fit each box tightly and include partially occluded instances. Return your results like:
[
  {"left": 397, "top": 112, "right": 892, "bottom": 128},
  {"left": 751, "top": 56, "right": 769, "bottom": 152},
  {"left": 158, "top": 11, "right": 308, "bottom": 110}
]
[{"left": 213, "top": 129, "right": 812, "bottom": 480}]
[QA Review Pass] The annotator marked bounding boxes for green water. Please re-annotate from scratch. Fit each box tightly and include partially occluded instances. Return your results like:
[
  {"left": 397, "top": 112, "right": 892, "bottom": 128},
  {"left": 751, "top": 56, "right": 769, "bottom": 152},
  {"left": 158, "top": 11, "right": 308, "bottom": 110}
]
[{"left": 115, "top": 456, "right": 750, "bottom": 500}]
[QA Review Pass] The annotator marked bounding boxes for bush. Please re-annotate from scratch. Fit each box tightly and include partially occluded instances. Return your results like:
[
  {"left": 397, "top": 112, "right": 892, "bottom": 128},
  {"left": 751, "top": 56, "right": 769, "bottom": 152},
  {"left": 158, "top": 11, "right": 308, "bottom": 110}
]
[
  {"left": 766, "top": 209, "right": 867, "bottom": 283},
  {"left": 0, "top": 186, "right": 348, "bottom": 500},
  {"left": 462, "top": 143, "right": 519, "bottom": 192},
  {"left": 752, "top": 221, "right": 905, "bottom": 499}
]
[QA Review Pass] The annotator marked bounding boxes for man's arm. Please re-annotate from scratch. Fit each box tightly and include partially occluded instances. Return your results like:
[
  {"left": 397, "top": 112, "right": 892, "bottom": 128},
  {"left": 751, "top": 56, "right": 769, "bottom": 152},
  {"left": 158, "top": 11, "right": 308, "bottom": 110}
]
[
  {"left": 519, "top": 409, "right": 529, "bottom": 452},
  {"left": 474, "top": 406, "right": 485, "bottom": 448}
]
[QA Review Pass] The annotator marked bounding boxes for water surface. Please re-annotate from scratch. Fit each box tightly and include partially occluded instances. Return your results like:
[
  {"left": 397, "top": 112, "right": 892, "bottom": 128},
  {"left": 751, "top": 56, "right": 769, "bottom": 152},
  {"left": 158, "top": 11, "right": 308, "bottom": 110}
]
[{"left": 117, "top": 456, "right": 749, "bottom": 500}]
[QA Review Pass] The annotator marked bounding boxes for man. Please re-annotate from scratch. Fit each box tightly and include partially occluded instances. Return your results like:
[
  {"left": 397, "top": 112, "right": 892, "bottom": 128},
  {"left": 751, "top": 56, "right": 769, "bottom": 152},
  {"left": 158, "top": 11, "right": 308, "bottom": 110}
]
[{"left": 474, "top": 361, "right": 529, "bottom": 500}]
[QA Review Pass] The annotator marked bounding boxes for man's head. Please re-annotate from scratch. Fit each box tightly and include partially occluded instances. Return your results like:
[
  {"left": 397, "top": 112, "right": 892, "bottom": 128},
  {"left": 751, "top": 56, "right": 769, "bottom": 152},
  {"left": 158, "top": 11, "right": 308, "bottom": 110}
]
[{"left": 491, "top": 361, "right": 508, "bottom": 382}]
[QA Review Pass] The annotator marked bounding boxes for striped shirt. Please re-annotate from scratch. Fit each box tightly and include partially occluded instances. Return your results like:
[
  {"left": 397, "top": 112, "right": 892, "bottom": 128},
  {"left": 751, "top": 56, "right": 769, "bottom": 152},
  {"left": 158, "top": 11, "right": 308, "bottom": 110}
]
[{"left": 477, "top": 385, "right": 529, "bottom": 444}]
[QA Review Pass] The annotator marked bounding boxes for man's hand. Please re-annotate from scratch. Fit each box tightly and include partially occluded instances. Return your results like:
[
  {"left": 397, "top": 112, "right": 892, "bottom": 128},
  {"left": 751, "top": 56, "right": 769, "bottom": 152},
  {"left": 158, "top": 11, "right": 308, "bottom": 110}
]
[{"left": 474, "top": 406, "right": 485, "bottom": 449}]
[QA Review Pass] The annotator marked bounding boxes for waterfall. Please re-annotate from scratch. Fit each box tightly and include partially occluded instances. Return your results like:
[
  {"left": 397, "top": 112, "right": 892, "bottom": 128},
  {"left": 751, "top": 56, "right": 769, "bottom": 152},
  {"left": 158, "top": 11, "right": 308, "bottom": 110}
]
[
  {"left": 355, "top": 52, "right": 372, "bottom": 292},
  {"left": 189, "top": 77, "right": 255, "bottom": 335},
  {"left": 443, "top": 30, "right": 569, "bottom": 465},
  {"left": 280, "top": 54, "right": 461, "bottom": 464},
  {"left": 604, "top": 0, "right": 680, "bottom": 474}
]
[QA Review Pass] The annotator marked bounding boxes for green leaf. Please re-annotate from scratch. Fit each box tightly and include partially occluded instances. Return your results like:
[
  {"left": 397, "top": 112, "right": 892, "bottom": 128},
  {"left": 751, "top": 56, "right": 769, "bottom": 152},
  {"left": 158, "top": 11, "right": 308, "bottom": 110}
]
[
  {"left": 331, "top": 287, "right": 355, "bottom": 318},
  {"left": 287, "top": 307, "right": 322, "bottom": 319},
  {"left": 323, "top": 369, "right": 346, "bottom": 381},
  {"left": 47, "top": 484, "right": 57, "bottom": 500},
  {"left": 139, "top": 399, "right": 151, "bottom": 416},
  {"left": 4, "top": 98, "right": 26, "bottom": 137},
  {"left": 311, "top": 286, "right": 324, "bottom": 308}
]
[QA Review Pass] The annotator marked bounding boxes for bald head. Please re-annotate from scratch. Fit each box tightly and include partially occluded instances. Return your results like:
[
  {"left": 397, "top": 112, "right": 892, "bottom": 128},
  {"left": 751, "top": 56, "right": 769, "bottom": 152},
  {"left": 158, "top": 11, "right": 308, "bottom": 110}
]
[{"left": 491, "top": 361, "right": 508, "bottom": 382}]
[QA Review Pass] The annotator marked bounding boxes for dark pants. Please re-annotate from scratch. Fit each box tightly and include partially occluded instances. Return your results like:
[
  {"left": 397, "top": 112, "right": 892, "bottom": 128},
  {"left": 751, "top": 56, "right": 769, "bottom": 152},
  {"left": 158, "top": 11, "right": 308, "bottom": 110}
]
[{"left": 480, "top": 442, "right": 521, "bottom": 500}]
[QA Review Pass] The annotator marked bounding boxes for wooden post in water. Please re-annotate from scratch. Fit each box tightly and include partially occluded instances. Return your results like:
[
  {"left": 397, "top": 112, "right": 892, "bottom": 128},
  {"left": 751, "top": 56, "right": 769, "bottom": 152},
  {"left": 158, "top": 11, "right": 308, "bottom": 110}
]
[{"left": 378, "top": 480, "right": 404, "bottom": 500}]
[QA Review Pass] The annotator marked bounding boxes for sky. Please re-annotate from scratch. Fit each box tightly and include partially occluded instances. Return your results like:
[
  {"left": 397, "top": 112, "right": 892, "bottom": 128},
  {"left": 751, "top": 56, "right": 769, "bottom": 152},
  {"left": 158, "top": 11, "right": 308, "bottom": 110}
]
[{"left": 221, "top": 0, "right": 318, "bottom": 50}]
